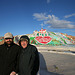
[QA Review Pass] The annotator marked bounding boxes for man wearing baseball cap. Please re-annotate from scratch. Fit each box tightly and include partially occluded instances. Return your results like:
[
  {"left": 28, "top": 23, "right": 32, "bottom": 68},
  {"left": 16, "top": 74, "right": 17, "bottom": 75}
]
[{"left": 0, "top": 32, "right": 21, "bottom": 75}]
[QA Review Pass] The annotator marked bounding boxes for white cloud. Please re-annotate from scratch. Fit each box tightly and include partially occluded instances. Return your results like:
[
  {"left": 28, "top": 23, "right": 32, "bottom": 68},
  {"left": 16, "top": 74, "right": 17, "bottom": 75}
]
[
  {"left": 33, "top": 13, "right": 75, "bottom": 29},
  {"left": 64, "top": 13, "right": 75, "bottom": 18},
  {"left": 33, "top": 13, "right": 47, "bottom": 21},
  {"left": 40, "top": 23, "right": 44, "bottom": 28},
  {"left": 47, "top": 0, "right": 50, "bottom": 4},
  {"left": 44, "top": 15, "right": 75, "bottom": 29}
]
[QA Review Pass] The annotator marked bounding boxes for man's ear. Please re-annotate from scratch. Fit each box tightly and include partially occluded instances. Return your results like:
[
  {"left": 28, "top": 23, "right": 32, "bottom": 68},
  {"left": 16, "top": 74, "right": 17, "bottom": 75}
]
[
  {"left": 13, "top": 37, "right": 14, "bottom": 40},
  {"left": 12, "top": 37, "right": 14, "bottom": 42}
]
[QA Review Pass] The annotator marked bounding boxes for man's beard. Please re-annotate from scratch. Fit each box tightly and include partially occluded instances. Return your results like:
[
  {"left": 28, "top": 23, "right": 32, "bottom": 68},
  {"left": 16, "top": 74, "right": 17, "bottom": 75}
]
[{"left": 5, "top": 41, "right": 12, "bottom": 45}]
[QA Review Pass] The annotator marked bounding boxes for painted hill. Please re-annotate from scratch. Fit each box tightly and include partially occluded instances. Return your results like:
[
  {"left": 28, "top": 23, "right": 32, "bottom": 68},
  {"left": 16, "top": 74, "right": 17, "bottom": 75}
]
[
  {"left": 67, "top": 35, "right": 75, "bottom": 41},
  {"left": 0, "top": 29, "right": 75, "bottom": 45},
  {"left": 14, "top": 29, "right": 75, "bottom": 45},
  {"left": 0, "top": 37, "right": 4, "bottom": 45}
]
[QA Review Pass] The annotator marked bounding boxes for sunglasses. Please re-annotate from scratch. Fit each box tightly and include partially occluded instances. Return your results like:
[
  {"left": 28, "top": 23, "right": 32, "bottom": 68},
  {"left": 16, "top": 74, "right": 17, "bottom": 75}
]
[{"left": 5, "top": 38, "right": 12, "bottom": 40}]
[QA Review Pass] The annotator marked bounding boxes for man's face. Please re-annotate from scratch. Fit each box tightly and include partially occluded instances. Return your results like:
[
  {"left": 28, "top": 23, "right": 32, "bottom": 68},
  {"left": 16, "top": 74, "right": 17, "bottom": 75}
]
[
  {"left": 4, "top": 38, "right": 13, "bottom": 45},
  {"left": 21, "top": 40, "right": 28, "bottom": 48}
]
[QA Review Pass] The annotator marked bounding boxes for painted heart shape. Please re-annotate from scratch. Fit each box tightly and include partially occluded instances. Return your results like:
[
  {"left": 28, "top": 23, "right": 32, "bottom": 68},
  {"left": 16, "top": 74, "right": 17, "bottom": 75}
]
[{"left": 35, "top": 36, "right": 52, "bottom": 44}]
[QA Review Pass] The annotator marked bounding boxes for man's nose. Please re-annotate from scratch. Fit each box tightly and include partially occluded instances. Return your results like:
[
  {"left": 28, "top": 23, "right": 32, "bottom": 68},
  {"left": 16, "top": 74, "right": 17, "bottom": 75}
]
[{"left": 7, "top": 39, "right": 10, "bottom": 41}]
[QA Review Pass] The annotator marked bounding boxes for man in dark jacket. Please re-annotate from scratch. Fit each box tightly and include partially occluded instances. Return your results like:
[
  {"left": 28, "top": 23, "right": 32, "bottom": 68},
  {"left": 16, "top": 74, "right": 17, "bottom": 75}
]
[
  {"left": 18, "top": 35, "right": 39, "bottom": 75},
  {"left": 0, "top": 32, "right": 20, "bottom": 75}
]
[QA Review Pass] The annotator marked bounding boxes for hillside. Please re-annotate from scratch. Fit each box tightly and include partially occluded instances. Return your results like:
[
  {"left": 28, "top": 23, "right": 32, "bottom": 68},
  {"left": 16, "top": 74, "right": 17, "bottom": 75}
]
[
  {"left": 67, "top": 35, "right": 75, "bottom": 41},
  {"left": 0, "top": 29, "right": 75, "bottom": 45}
]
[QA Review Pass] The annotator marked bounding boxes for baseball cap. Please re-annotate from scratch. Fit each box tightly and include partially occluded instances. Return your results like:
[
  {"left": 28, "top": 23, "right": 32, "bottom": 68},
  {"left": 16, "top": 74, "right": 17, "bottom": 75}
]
[
  {"left": 20, "top": 38, "right": 28, "bottom": 41},
  {"left": 4, "top": 32, "right": 13, "bottom": 39}
]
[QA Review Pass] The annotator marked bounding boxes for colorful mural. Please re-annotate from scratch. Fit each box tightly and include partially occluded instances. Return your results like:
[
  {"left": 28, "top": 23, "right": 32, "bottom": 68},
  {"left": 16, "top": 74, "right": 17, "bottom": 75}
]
[
  {"left": 0, "top": 37, "right": 4, "bottom": 45},
  {"left": 28, "top": 28, "right": 74, "bottom": 45},
  {"left": 0, "top": 29, "right": 75, "bottom": 45},
  {"left": 0, "top": 37, "right": 4, "bottom": 42}
]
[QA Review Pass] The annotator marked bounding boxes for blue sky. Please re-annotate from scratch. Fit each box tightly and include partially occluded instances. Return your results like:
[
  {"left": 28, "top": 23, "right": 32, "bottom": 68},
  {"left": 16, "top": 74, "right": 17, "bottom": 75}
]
[{"left": 0, "top": 0, "right": 75, "bottom": 36}]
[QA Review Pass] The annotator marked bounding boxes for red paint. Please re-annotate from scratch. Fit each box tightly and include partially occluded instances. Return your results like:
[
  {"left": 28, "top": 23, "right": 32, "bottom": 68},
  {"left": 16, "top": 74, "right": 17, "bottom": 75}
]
[{"left": 35, "top": 36, "right": 52, "bottom": 44}]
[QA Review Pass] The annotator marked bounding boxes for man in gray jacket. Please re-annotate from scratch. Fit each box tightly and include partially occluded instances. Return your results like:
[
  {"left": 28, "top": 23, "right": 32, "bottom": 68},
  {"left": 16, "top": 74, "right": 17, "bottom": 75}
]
[{"left": 18, "top": 35, "right": 39, "bottom": 75}]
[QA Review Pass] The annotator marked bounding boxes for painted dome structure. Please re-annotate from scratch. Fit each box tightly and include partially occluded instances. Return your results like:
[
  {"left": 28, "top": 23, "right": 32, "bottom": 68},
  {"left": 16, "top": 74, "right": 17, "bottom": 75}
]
[
  {"left": 29, "top": 29, "right": 74, "bottom": 45},
  {"left": 0, "top": 29, "right": 74, "bottom": 45}
]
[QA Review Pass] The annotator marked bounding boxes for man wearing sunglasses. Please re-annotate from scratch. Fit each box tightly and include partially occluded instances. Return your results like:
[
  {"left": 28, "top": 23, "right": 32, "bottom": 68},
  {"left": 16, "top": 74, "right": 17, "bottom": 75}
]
[{"left": 0, "top": 32, "right": 20, "bottom": 75}]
